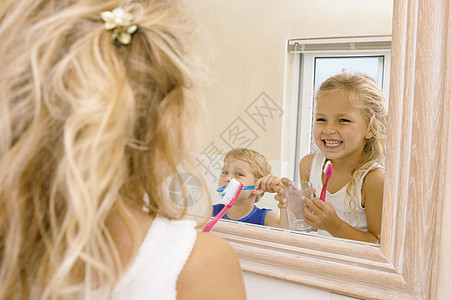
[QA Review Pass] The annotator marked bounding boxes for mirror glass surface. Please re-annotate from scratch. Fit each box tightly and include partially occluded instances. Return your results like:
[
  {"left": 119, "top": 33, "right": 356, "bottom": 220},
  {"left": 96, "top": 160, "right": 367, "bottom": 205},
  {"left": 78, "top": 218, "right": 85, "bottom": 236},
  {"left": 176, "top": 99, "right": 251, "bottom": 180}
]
[{"left": 183, "top": 0, "right": 393, "bottom": 243}]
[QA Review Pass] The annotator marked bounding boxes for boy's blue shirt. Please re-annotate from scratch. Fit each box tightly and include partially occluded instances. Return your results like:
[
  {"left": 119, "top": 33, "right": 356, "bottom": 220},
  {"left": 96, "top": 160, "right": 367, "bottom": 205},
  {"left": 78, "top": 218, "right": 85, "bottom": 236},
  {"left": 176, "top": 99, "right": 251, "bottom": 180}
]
[{"left": 212, "top": 204, "right": 271, "bottom": 226}]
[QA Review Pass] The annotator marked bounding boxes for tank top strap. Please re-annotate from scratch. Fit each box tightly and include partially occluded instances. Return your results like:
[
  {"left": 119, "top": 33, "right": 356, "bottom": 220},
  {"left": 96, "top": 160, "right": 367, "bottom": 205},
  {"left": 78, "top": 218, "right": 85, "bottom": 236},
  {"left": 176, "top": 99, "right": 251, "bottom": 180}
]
[{"left": 355, "top": 162, "right": 383, "bottom": 184}]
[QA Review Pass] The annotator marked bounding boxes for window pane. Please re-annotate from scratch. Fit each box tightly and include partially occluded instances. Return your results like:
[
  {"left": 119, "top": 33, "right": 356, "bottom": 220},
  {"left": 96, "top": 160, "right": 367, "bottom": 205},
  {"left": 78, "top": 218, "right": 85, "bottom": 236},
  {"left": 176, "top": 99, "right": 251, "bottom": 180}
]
[{"left": 313, "top": 56, "right": 384, "bottom": 91}]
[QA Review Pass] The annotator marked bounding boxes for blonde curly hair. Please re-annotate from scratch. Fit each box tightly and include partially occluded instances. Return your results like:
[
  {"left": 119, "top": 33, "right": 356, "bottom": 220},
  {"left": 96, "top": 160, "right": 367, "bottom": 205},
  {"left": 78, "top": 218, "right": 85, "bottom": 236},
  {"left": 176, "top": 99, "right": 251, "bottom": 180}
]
[{"left": 0, "top": 0, "right": 207, "bottom": 298}]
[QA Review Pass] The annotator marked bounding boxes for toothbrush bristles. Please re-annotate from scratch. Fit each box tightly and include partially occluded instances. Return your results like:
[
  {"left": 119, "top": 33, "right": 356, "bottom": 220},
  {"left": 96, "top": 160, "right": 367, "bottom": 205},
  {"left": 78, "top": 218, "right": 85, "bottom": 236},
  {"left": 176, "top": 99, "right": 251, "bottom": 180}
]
[
  {"left": 323, "top": 161, "right": 331, "bottom": 173},
  {"left": 220, "top": 179, "right": 244, "bottom": 206},
  {"left": 323, "top": 161, "right": 333, "bottom": 177}
]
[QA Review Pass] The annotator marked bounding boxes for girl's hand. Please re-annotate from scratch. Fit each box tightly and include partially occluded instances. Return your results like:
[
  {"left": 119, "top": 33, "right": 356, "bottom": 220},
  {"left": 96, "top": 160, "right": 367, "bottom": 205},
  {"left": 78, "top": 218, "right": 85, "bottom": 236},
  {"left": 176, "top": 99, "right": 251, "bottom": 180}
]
[
  {"left": 255, "top": 174, "right": 282, "bottom": 193},
  {"left": 301, "top": 196, "right": 340, "bottom": 232}
]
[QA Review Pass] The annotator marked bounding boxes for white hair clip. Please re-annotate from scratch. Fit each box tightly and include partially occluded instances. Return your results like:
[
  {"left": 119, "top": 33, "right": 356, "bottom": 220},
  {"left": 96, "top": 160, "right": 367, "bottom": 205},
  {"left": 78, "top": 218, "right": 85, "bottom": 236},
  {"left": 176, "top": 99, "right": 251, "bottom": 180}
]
[{"left": 100, "top": 8, "right": 138, "bottom": 45}]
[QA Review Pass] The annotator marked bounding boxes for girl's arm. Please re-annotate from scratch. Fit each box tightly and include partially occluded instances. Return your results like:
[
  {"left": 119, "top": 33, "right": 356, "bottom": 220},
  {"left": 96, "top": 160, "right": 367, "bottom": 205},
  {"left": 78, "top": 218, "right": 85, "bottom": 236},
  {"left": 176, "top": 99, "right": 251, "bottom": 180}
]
[{"left": 361, "top": 167, "right": 384, "bottom": 241}]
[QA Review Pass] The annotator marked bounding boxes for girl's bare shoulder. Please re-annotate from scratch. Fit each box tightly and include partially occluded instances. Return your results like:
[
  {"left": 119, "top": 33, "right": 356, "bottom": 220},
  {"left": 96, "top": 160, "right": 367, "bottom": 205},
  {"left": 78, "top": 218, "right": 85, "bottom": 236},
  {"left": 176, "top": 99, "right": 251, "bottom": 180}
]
[
  {"left": 362, "top": 167, "right": 385, "bottom": 195},
  {"left": 364, "top": 167, "right": 385, "bottom": 185},
  {"left": 299, "top": 153, "right": 315, "bottom": 181},
  {"left": 177, "top": 233, "right": 246, "bottom": 299}
]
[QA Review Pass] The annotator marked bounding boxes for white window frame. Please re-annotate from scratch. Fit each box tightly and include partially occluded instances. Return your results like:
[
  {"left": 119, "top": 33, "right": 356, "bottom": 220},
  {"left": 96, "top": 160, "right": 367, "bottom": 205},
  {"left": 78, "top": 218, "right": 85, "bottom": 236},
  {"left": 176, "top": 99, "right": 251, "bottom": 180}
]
[{"left": 286, "top": 36, "right": 391, "bottom": 180}]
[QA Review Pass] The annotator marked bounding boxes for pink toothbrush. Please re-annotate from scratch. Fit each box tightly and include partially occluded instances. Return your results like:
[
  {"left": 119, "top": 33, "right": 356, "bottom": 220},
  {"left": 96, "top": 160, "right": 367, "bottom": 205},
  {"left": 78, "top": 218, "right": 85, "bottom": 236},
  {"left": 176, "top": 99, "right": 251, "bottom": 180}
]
[
  {"left": 320, "top": 161, "right": 333, "bottom": 201},
  {"left": 202, "top": 179, "right": 243, "bottom": 232}
]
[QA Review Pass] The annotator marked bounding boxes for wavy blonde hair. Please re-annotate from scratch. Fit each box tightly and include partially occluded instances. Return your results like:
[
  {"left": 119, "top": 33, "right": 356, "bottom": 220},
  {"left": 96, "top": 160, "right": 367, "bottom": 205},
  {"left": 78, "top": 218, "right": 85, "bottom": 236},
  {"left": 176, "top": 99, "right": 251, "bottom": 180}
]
[
  {"left": 315, "top": 72, "right": 387, "bottom": 221},
  {"left": 0, "top": 0, "right": 207, "bottom": 298}
]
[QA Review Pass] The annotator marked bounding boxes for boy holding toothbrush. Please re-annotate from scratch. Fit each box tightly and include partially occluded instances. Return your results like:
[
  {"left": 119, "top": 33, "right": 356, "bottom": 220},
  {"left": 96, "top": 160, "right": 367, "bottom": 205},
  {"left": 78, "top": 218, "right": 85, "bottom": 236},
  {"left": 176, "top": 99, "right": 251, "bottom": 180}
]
[{"left": 213, "top": 148, "right": 287, "bottom": 227}]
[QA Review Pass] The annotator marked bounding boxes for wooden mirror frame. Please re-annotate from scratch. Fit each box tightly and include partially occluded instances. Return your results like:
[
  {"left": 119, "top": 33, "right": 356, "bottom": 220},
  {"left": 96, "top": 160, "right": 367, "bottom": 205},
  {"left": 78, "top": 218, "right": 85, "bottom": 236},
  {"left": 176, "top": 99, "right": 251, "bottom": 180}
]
[{"left": 211, "top": 0, "right": 450, "bottom": 298}]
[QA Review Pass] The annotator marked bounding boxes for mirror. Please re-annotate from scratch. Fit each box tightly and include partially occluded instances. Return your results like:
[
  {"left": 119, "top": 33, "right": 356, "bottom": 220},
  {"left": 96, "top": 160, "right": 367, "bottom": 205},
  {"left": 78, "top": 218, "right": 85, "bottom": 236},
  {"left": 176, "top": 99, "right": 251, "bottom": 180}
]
[
  {"left": 186, "top": 1, "right": 393, "bottom": 237},
  {"left": 185, "top": 0, "right": 449, "bottom": 298}
]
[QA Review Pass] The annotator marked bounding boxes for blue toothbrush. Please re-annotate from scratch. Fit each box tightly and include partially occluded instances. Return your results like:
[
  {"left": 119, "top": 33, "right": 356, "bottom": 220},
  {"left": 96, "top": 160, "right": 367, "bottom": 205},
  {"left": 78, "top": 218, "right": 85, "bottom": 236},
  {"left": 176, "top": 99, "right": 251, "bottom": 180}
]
[{"left": 216, "top": 185, "right": 260, "bottom": 193}]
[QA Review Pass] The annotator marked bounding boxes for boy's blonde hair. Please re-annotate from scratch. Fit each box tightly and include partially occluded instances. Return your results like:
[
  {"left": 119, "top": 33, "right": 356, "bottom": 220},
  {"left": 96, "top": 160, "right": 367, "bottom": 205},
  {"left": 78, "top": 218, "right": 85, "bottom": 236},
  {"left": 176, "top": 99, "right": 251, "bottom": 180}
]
[
  {"left": 315, "top": 72, "right": 388, "bottom": 220},
  {"left": 224, "top": 148, "right": 272, "bottom": 202},
  {"left": 0, "top": 0, "right": 207, "bottom": 298}
]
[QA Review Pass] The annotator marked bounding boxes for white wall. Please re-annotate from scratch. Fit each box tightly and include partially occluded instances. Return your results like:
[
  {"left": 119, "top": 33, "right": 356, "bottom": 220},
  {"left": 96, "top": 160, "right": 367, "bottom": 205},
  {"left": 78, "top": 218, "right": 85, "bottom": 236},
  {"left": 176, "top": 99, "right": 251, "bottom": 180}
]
[{"left": 243, "top": 271, "right": 359, "bottom": 300}]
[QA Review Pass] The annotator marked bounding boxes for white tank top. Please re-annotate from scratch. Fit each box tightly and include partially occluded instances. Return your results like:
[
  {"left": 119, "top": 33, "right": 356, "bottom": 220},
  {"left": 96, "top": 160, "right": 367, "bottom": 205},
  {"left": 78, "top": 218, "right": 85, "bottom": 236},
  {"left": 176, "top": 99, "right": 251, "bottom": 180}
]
[
  {"left": 28, "top": 216, "right": 197, "bottom": 300},
  {"left": 111, "top": 215, "right": 197, "bottom": 299},
  {"left": 309, "top": 152, "right": 382, "bottom": 237}
]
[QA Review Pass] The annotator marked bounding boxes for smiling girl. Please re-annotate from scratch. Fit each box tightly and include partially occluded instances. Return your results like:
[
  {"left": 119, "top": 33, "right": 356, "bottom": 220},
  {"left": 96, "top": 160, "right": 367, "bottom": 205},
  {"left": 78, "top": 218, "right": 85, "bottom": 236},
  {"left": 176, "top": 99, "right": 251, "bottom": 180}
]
[{"left": 297, "top": 72, "right": 388, "bottom": 243}]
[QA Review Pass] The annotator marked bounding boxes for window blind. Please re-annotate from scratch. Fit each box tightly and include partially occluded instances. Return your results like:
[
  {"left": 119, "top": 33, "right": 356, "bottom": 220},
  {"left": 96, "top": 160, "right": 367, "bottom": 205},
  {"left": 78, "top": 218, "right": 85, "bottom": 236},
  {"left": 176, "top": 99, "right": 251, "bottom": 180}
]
[{"left": 288, "top": 36, "right": 392, "bottom": 53}]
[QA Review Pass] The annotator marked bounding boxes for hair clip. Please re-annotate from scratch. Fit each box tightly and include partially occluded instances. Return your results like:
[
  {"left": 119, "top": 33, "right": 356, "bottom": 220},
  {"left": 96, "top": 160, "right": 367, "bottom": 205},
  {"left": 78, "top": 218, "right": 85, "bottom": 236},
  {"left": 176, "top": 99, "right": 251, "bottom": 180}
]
[{"left": 100, "top": 8, "right": 137, "bottom": 45}]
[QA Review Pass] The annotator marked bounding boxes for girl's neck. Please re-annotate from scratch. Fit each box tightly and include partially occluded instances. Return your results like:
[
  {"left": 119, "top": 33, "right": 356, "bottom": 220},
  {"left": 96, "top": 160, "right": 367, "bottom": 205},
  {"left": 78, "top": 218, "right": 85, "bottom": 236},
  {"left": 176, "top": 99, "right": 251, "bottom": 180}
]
[
  {"left": 325, "top": 155, "right": 362, "bottom": 194},
  {"left": 327, "top": 147, "right": 365, "bottom": 174},
  {"left": 327, "top": 159, "right": 354, "bottom": 176},
  {"left": 106, "top": 201, "right": 154, "bottom": 268}
]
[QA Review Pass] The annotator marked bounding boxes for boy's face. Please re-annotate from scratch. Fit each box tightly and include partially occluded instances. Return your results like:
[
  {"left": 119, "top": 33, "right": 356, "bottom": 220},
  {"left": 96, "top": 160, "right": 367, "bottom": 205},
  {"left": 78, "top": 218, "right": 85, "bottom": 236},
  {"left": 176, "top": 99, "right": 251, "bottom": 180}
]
[
  {"left": 218, "top": 158, "right": 262, "bottom": 202},
  {"left": 218, "top": 158, "right": 256, "bottom": 188}
]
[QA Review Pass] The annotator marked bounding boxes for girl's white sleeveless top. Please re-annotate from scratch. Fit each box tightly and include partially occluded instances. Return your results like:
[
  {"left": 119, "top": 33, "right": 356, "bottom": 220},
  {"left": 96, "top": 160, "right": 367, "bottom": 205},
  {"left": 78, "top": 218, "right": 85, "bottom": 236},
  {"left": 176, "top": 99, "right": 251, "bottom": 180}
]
[
  {"left": 309, "top": 152, "right": 381, "bottom": 237},
  {"left": 110, "top": 215, "right": 197, "bottom": 299}
]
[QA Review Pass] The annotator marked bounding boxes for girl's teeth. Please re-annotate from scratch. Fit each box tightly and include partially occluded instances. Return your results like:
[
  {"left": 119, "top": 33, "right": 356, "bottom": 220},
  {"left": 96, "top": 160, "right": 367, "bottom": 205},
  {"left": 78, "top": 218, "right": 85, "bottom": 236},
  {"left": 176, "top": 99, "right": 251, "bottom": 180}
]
[{"left": 325, "top": 140, "right": 341, "bottom": 147}]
